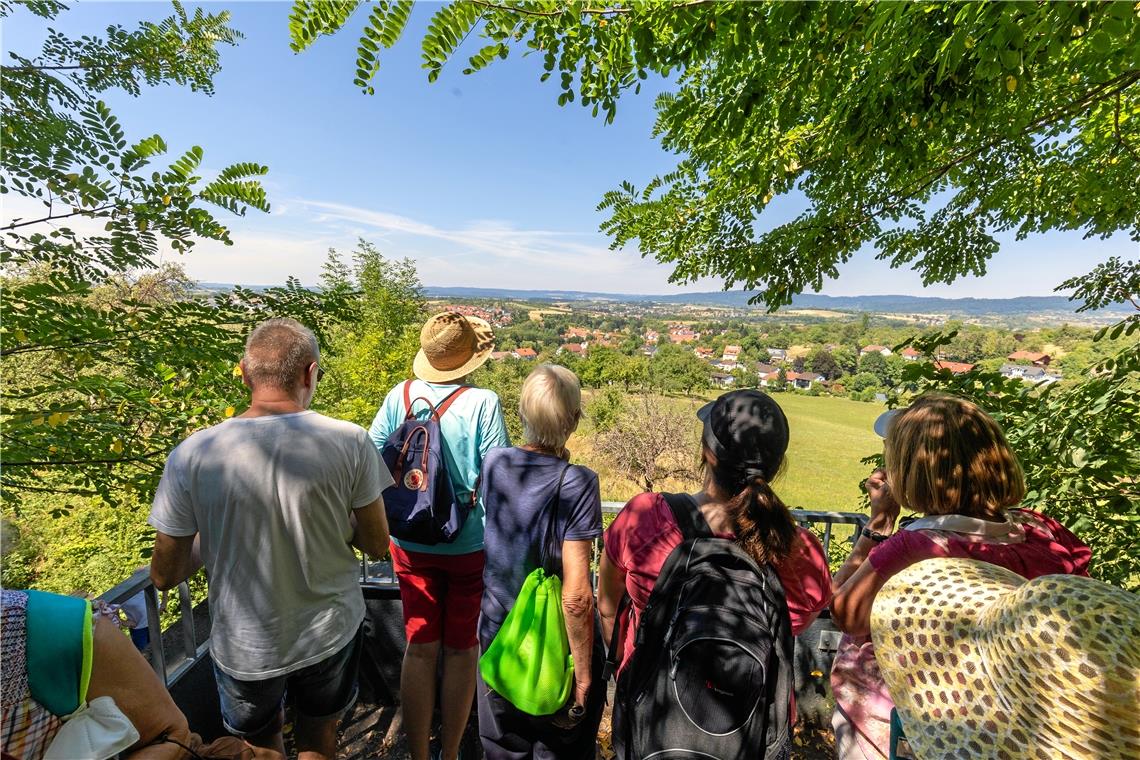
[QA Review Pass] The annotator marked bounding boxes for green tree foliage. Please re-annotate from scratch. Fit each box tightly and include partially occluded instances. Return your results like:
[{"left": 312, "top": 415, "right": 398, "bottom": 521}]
[
  {"left": 1, "top": 2, "right": 353, "bottom": 507},
  {"left": 648, "top": 343, "right": 710, "bottom": 395},
  {"left": 291, "top": 0, "right": 1138, "bottom": 309},
  {"left": 806, "top": 348, "right": 841, "bottom": 380},
  {"left": 858, "top": 350, "right": 891, "bottom": 386},
  {"left": 314, "top": 241, "right": 426, "bottom": 426},
  {"left": 898, "top": 298, "right": 1138, "bottom": 590},
  {"left": 585, "top": 385, "right": 625, "bottom": 434},
  {"left": 847, "top": 371, "right": 883, "bottom": 394}
]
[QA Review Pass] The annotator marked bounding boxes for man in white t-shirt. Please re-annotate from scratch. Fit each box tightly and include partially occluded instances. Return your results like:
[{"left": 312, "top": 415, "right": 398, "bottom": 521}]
[{"left": 148, "top": 318, "right": 392, "bottom": 760}]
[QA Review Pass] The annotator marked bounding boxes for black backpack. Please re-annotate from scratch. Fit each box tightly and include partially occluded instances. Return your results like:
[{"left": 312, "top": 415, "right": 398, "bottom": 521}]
[{"left": 606, "top": 493, "right": 794, "bottom": 760}]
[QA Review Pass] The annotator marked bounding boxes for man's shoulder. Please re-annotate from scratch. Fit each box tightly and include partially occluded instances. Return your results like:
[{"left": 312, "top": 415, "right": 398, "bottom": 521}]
[
  {"left": 170, "top": 419, "right": 230, "bottom": 455},
  {"left": 301, "top": 412, "right": 370, "bottom": 441}
]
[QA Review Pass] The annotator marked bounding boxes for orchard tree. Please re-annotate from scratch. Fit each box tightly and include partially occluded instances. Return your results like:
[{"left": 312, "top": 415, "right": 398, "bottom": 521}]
[
  {"left": 1, "top": 2, "right": 352, "bottom": 506},
  {"left": 291, "top": 0, "right": 1138, "bottom": 308}
]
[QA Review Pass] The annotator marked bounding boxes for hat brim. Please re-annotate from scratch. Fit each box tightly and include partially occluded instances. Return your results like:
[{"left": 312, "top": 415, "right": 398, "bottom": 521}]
[
  {"left": 696, "top": 400, "right": 714, "bottom": 422},
  {"left": 413, "top": 316, "right": 495, "bottom": 383},
  {"left": 873, "top": 408, "right": 903, "bottom": 438},
  {"left": 871, "top": 558, "right": 1140, "bottom": 759}
]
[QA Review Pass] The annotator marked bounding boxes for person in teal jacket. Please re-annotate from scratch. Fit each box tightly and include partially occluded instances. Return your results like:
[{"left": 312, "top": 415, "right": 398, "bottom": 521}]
[{"left": 369, "top": 312, "right": 510, "bottom": 760}]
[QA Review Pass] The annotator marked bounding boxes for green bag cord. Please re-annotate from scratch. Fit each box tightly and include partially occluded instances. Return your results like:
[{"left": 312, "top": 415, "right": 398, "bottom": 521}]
[
  {"left": 25, "top": 590, "right": 94, "bottom": 716},
  {"left": 479, "top": 464, "right": 575, "bottom": 715}
]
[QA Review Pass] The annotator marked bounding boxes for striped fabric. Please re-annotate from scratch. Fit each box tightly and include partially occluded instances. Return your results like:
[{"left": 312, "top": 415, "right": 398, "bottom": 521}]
[{"left": 1, "top": 590, "right": 64, "bottom": 760}]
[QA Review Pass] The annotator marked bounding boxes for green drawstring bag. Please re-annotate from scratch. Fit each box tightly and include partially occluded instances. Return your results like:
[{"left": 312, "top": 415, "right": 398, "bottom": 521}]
[{"left": 479, "top": 465, "right": 574, "bottom": 715}]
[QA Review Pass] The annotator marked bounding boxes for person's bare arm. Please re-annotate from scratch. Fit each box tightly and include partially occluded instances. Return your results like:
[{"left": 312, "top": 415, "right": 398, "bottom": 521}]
[
  {"left": 88, "top": 615, "right": 190, "bottom": 759},
  {"left": 561, "top": 539, "right": 596, "bottom": 707},
  {"left": 350, "top": 496, "right": 390, "bottom": 559},
  {"left": 597, "top": 550, "right": 627, "bottom": 661},
  {"left": 832, "top": 468, "right": 898, "bottom": 634},
  {"left": 149, "top": 533, "right": 200, "bottom": 592},
  {"left": 831, "top": 561, "right": 890, "bottom": 636},
  {"left": 833, "top": 469, "right": 898, "bottom": 588}
]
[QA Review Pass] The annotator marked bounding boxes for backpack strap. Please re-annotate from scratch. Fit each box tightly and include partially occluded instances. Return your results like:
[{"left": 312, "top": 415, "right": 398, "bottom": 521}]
[
  {"left": 434, "top": 385, "right": 470, "bottom": 419},
  {"left": 602, "top": 592, "right": 630, "bottom": 682},
  {"left": 661, "top": 492, "right": 714, "bottom": 541},
  {"left": 403, "top": 381, "right": 470, "bottom": 422},
  {"left": 540, "top": 464, "right": 572, "bottom": 576}
]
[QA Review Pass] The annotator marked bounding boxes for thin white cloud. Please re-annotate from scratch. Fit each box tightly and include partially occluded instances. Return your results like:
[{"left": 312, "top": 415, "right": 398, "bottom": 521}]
[{"left": 295, "top": 198, "right": 666, "bottom": 280}]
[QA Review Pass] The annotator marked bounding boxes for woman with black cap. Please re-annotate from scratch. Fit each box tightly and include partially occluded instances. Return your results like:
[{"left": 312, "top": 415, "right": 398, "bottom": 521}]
[{"left": 597, "top": 388, "right": 832, "bottom": 679}]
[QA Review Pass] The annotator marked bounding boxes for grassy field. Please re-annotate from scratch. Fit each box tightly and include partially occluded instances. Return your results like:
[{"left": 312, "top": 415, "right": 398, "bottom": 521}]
[{"left": 572, "top": 391, "right": 884, "bottom": 513}]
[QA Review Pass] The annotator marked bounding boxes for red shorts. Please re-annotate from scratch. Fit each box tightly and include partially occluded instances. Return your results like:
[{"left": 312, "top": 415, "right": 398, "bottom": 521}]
[{"left": 390, "top": 543, "right": 484, "bottom": 649}]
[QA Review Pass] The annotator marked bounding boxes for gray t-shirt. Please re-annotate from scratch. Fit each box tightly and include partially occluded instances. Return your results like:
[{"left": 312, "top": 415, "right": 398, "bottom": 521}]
[{"left": 149, "top": 410, "right": 393, "bottom": 679}]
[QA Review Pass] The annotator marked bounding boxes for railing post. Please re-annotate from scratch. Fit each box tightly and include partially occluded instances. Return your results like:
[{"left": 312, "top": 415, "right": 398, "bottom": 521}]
[
  {"left": 143, "top": 585, "right": 166, "bottom": 682},
  {"left": 177, "top": 582, "right": 197, "bottom": 662}
]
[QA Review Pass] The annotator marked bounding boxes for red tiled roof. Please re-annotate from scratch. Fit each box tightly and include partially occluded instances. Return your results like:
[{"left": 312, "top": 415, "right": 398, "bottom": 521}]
[
  {"left": 934, "top": 360, "right": 975, "bottom": 374},
  {"left": 514, "top": 348, "right": 537, "bottom": 357},
  {"left": 1008, "top": 351, "right": 1049, "bottom": 363},
  {"left": 901, "top": 347, "right": 922, "bottom": 357},
  {"left": 561, "top": 343, "right": 585, "bottom": 354}
]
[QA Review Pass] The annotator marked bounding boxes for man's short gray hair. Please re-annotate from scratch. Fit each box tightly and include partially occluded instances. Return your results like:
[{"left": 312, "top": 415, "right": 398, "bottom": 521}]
[{"left": 242, "top": 318, "right": 319, "bottom": 391}]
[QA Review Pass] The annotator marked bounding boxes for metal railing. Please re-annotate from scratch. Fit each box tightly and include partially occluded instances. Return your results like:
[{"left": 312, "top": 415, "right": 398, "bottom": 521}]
[
  {"left": 107, "top": 506, "right": 865, "bottom": 690},
  {"left": 98, "top": 568, "right": 207, "bottom": 688},
  {"left": 359, "top": 502, "right": 867, "bottom": 589}
]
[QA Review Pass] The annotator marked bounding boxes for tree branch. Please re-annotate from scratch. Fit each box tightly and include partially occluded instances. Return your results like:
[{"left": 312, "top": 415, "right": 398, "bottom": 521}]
[
  {"left": 0, "top": 479, "right": 99, "bottom": 497},
  {"left": 466, "top": 0, "right": 711, "bottom": 18},
  {"left": 1, "top": 450, "right": 166, "bottom": 467},
  {"left": 1114, "top": 91, "right": 1140, "bottom": 162},
  {"left": 3, "top": 203, "right": 117, "bottom": 230}
]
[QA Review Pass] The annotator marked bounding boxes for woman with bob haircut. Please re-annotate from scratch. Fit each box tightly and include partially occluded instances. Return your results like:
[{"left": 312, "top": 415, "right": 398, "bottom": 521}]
[
  {"left": 476, "top": 364, "right": 606, "bottom": 759},
  {"left": 829, "top": 393, "right": 1092, "bottom": 760}
]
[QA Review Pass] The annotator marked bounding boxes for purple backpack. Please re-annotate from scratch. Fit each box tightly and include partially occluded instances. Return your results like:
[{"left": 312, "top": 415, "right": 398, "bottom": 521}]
[{"left": 381, "top": 381, "right": 473, "bottom": 545}]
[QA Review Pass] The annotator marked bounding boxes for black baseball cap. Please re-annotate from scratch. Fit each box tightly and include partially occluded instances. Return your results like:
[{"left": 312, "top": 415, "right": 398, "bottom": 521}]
[{"left": 697, "top": 390, "right": 789, "bottom": 475}]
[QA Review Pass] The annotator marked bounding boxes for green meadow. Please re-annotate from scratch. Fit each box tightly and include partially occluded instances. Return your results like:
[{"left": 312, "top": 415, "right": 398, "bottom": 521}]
[{"left": 573, "top": 391, "right": 884, "bottom": 513}]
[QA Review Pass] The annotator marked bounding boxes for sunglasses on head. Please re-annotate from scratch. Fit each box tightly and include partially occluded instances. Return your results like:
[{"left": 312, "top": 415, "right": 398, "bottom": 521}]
[{"left": 310, "top": 362, "right": 325, "bottom": 382}]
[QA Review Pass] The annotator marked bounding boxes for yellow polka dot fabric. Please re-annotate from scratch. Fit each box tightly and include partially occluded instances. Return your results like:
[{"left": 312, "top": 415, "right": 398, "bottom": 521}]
[{"left": 870, "top": 558, "right": 1140, "bottom": 759}]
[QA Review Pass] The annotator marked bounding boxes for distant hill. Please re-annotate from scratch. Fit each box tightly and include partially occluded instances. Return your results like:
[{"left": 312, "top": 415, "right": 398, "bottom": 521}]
[
  {"left": 193, "top": 282, "right": 1131, "bottom": 321},
  {"left": 423, "top": 286, "right": 1132, "bottom": 319}
]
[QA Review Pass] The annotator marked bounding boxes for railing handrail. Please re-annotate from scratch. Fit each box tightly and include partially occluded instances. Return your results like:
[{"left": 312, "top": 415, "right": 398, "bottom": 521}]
[
  {"left": 105, "top": 508, "right": 865, "bottom": 691},
  {"left": 97, "top": 568, "right": 207, "bottom": 688}
]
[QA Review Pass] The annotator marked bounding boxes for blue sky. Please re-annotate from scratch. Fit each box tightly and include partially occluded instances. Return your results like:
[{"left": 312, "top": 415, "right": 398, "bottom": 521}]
[{"left": 4, "top": 2, "right": 1135, "bottom": 297}]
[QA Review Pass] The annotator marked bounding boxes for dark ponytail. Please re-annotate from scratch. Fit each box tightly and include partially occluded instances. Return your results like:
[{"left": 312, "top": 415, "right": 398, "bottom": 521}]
[{"left": 710, "top": 462, "right": 798, "bottom": 567}]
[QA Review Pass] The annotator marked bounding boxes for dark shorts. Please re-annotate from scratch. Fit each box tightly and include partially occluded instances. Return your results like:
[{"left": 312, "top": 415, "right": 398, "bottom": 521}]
[
  {"left": 213, "top": 625, "right": 363, "bottom": 737},
  {"left": 390, "top": 543, "right": 484, "bottom": 649}
]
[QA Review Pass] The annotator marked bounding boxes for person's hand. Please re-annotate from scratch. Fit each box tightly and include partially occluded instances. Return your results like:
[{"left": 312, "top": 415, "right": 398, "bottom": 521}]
[
  {"left": 865, "top": 468, "right": 900, "bottom": 528},
  {"left": 551, "top": 677, "right": 591, "bottom": 729},
  {"left": 572, "top": 675, "right": 591, "bottom": 708}
]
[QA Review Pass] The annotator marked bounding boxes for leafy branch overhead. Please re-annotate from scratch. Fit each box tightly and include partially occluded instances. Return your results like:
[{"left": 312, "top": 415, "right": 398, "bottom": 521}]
[
  {"left": 293, "top": 1, "right": 1139, "bottom": 309},
  {"left": 1, "top": 2, "right": 350, "bottom": 506}
]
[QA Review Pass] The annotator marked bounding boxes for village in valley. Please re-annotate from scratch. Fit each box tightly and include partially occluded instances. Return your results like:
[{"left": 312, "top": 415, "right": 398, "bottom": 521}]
[{"left": 440, "top": 296, "right": 1081, "bottom": 403}]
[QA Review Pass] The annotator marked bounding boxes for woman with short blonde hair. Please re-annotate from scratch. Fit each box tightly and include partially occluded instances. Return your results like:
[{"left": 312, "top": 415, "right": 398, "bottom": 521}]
[
  {"left": 477, "top": 364, "right": 604, "bottom": 759},
  {"left": 829, "top": 393, "right": 1091, "bottom": 759},
  {"left": 518, "top": 363, "right": 582, "bottom": 452}
]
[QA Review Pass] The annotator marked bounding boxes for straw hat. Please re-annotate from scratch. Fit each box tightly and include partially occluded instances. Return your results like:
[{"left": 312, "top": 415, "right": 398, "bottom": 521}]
[
  {"left": 870, "top": 558, "right": 1140, "bottom": 759},
  {"left": 413, "top": 312, "right": 495, "bottom": 383}
]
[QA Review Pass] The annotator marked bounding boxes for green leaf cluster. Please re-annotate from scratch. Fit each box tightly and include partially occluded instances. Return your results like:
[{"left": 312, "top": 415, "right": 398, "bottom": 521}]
[
  {"left": 295, "top": 1, "right": 1139, "bottom": 312},
  {"left": 1, "top": 2, "right": 352, "bottom": 511}
]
